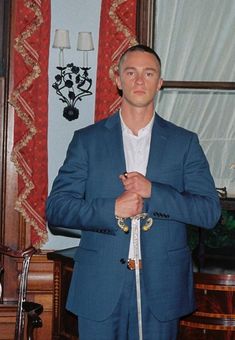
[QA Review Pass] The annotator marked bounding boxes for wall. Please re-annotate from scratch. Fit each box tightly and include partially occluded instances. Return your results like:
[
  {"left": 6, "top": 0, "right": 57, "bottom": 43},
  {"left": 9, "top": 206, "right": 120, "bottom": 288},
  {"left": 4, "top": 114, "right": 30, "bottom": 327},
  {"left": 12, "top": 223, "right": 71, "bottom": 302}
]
[{"left": 44, "top": 0, "right": 101, "bottom": 250}]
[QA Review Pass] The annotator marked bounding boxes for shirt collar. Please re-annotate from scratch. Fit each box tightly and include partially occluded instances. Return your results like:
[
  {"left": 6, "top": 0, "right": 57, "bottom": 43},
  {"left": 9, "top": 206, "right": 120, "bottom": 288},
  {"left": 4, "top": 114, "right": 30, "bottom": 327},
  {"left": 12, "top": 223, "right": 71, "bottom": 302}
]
[{"left": 119, "top": 110, "right": 155, "bottom": 137}]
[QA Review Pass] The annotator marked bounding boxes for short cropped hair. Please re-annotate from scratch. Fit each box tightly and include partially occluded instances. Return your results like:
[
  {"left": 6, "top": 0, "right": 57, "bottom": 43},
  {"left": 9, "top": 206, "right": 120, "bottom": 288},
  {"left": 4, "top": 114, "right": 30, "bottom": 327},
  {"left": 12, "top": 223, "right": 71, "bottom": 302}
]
[{"left": 118, "top": 44, "right": 161, "bottom": 73}]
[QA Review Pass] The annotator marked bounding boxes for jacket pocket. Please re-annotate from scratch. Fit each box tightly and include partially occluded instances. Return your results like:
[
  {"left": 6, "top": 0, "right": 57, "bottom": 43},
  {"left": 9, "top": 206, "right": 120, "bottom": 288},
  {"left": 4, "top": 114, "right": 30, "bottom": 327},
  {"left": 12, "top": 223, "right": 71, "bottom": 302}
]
[{"left": 167, "top": 246, "right": 191, "bottom": 266}]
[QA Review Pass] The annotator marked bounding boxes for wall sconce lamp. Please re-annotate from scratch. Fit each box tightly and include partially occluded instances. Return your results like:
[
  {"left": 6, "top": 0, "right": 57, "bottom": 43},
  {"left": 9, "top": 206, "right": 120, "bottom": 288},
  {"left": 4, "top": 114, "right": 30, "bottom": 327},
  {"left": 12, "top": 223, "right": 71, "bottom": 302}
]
[{"left": 52, "top": 29, "right": 94, "bottom": 121}]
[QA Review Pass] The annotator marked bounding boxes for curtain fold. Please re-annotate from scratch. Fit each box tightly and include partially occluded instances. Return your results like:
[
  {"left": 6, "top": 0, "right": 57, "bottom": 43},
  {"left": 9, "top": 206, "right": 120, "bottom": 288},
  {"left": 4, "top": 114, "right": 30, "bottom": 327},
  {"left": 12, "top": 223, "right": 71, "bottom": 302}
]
[
  {"left": 95, "top": 0, "right": 137, "bottom": 122},
  {"left": 155, "top": 0, "right": 235, "bottom": 195},
  {"left": 10, "top": 0, "right": 51, "bottom": 247}
]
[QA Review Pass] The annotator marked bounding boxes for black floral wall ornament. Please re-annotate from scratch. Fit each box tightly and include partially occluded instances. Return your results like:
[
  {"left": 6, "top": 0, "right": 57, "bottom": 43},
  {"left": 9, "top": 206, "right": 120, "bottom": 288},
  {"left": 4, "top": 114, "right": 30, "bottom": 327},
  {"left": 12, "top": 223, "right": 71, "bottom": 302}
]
[{"left": 52, "top": 63, "right": 92, "bottom": 121}]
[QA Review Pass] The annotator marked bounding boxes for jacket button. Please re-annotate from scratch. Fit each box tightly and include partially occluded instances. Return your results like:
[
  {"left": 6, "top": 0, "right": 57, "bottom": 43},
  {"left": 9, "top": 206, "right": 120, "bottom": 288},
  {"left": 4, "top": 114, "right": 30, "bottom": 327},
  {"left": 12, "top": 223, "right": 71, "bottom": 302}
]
[{"left": 120, "top": 258, "right": 126, "bottom": 264}]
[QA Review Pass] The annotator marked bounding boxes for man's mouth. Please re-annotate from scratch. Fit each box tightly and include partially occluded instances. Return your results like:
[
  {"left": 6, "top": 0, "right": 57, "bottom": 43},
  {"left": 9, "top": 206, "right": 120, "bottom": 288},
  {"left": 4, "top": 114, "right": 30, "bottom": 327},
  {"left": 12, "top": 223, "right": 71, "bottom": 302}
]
[{"left": 133, "top": 90, "right": 145, "bottom": 94}]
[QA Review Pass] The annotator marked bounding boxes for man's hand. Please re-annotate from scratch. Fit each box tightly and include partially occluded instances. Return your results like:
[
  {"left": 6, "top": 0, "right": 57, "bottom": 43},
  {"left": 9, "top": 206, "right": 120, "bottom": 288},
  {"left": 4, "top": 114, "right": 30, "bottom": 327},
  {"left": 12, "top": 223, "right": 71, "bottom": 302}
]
[
  {"left": 119, "top": 172, "right": 152, "bottom": 198},
  {"left": 115, "top": 191, "right": 143, "bottom": 218}
]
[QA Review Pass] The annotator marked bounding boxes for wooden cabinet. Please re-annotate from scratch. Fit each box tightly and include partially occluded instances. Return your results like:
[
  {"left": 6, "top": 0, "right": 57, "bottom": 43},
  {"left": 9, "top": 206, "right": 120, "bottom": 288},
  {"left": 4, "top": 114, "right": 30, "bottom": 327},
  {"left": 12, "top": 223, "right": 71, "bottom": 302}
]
[
  {"left": 47, "top": 247, "right": 78, "bottom": 340},
  {"left": 179, "top": 271, "right": 235, "bottom": 339},
  {"left": 179, "top": 197, "right": 235, "bottom": 338}
]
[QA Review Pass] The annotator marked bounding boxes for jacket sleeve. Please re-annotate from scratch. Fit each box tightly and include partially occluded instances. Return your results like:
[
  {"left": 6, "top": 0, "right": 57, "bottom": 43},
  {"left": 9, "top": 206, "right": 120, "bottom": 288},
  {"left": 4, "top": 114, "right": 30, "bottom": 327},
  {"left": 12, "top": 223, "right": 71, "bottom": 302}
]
[
  {"left": 145, "top": 133, "right": 221, "bottom": 229},
  {"left": 46, "top": 131, "right": 117, "bottom": 233}
]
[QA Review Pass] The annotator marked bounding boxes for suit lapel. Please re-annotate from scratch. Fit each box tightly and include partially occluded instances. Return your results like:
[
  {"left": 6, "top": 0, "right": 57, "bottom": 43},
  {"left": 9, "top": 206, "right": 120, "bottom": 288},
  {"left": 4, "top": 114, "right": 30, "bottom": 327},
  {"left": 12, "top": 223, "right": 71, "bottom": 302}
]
[
  {"left": 104, "top": 112, "right": 127, "bottom": 176},
  {"left": 146, "top": 114, "right": 169, "bottom": 180}
]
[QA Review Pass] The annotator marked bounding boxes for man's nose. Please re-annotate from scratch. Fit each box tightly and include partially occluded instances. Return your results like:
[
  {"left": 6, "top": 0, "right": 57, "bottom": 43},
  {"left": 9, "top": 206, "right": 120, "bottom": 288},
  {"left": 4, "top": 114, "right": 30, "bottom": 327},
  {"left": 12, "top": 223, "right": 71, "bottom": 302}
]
[{"left": 135, "top": 73, "right": 144, "bottom": 84}]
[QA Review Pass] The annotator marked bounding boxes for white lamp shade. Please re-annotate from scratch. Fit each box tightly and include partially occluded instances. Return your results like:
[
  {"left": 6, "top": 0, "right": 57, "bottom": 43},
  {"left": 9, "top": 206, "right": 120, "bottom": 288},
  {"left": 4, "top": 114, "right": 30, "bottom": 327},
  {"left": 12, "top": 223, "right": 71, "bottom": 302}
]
[
  {"left": 77, "top": 32, "right": 94, "bottom": 51},
  {"left": 53, "top": 29, "right": 71, "bottom": 49}
]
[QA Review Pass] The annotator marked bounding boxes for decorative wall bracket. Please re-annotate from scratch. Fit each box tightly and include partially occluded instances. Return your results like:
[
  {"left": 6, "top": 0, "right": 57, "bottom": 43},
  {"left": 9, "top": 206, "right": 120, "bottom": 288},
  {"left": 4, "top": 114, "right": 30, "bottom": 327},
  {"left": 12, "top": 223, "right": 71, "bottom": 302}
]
[{"left": 52, "top": 63, "right": 92, "bottom": 121}]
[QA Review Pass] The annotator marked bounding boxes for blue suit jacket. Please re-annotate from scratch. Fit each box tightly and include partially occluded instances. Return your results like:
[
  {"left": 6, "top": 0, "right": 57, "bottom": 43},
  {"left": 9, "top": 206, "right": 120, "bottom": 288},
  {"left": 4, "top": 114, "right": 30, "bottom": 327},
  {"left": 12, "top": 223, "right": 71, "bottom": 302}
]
[{"left": 46, "top": 112, "right": 221, "bottom": 322}]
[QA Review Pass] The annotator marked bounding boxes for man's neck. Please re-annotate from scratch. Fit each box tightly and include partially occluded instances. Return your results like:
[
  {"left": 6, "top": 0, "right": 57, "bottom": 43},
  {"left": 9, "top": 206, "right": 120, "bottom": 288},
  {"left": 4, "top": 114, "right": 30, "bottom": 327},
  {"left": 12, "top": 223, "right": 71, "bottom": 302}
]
[{"left": 120, "top": 106, "right": 154, "bottom": 136}]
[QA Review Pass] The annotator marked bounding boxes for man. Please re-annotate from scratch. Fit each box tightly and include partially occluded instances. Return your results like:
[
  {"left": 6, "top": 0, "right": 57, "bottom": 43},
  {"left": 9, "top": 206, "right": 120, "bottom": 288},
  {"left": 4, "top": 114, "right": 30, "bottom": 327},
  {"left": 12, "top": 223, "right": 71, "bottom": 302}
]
[{"left": 46, "top": 45, "right": 221, "bottom": 339}]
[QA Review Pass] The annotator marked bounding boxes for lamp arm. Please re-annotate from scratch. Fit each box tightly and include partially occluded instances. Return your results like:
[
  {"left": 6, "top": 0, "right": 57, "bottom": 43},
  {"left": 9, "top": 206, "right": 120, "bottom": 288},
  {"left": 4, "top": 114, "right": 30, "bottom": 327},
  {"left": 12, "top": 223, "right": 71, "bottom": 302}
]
[
  {"left": 52, "top": 84, "right": 70, "bottom": 106},
  {"left": 73, "top": 89, "right": 93, "bottom": 105},
  {"left": 73, "top": 77, "right": 92, "bottom": 104}
]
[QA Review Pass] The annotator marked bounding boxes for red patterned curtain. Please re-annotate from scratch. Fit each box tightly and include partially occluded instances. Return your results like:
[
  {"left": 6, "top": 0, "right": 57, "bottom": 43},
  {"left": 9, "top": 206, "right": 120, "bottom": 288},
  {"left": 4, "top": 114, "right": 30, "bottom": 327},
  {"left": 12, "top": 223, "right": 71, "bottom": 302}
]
[
  {"left": 10, "top": 0, "right": 50, "bottom": 247},
  {"left": 95, "top": 0, "right": 137, "bottom": 122}
]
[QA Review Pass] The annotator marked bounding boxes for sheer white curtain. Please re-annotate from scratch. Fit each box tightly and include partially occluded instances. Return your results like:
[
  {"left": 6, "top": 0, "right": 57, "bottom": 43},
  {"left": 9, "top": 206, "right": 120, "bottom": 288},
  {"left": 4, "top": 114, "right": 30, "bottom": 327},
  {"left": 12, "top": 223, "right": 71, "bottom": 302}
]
[{"left": 154, "top": 0, "right": 235, "bottom": 195}]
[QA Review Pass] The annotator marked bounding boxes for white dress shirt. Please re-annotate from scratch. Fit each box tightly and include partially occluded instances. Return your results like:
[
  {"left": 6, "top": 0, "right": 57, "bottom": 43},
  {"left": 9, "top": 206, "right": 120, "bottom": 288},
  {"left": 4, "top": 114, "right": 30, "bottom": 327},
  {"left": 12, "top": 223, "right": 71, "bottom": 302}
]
[{"left": 120, "top": 112, "right": 154, "bottom": 260}]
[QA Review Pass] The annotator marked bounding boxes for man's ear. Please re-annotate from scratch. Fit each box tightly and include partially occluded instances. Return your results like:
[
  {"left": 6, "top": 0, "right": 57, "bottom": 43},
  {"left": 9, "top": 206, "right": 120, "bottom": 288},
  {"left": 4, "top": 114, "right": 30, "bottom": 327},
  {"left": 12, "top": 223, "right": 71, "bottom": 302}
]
[
  {"left": 115, "top": 74, "right": 122, "bottom": 97},
  {"left": 115, "top": 75, "right": 122, "bottom": 90},
  {"left": 157, "top": 78, "right": 163, "bottom": 91},
  {"left": 115, "top": 75, "right": 123, "bottom": 97}
]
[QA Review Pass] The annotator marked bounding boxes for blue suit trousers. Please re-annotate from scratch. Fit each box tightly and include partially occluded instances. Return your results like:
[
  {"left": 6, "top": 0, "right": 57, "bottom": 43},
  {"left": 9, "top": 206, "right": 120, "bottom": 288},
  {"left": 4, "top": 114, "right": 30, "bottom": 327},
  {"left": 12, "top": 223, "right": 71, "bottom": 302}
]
[{"left": 78, "top": 268, "right": 179, "bottom": 340}]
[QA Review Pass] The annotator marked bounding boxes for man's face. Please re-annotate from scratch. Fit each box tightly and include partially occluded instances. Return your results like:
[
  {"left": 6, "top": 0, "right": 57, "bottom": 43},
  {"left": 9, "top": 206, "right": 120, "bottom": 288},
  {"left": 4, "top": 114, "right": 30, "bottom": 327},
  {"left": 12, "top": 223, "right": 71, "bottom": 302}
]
[{"left": 116, "top": 50, "right": 163, "bottom": 108}]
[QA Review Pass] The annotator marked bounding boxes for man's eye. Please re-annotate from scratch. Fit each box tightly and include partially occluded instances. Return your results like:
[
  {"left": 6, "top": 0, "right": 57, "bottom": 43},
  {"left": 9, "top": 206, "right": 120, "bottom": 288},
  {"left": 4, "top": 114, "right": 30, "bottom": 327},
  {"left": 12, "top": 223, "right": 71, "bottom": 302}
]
[
  {"left": 146, "top": 72, "right": 153, "bottom": 77},
  {"left": 127, "top": 71, "right": 134, "bottom": 76}
]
